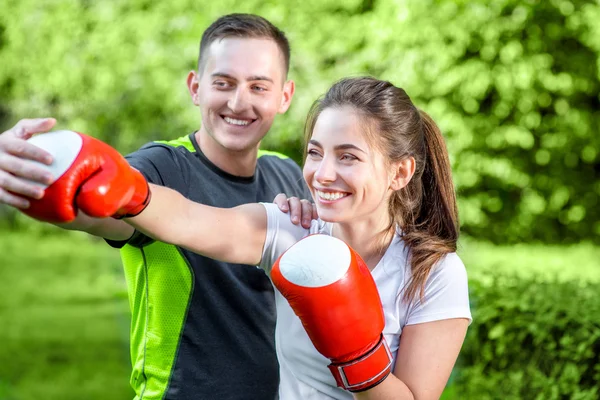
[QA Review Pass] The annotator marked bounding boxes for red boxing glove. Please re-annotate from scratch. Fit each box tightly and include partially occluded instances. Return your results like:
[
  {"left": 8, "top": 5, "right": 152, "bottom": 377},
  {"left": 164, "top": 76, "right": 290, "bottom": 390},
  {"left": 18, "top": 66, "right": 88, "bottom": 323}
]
[
  {"left": 21, "top": 130, "right": 150, "bottom": 223},
  {"left": 271, "top": 234, "right": 393, "bottom": 392}
]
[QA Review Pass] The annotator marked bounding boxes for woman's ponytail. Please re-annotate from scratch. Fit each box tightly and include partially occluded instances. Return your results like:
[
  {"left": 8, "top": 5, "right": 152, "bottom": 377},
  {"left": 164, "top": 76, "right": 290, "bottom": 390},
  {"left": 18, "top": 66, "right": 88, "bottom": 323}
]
[{"left": 395, "top": 111, "right": 459, "bottom": 303}]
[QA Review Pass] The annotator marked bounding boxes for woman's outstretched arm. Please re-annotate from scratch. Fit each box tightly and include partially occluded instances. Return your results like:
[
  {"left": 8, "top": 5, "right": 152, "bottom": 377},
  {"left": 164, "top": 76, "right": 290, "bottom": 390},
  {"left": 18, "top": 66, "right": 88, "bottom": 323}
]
[{"left": 126, "top": 183, "right": 268, "bottom": 266}]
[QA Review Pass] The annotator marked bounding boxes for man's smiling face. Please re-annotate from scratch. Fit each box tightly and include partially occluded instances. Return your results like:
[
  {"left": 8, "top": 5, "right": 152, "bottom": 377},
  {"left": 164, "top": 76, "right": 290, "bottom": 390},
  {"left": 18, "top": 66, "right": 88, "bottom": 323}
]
[{"left": 191, "top": 37, "right": 293, "bottom": 154}]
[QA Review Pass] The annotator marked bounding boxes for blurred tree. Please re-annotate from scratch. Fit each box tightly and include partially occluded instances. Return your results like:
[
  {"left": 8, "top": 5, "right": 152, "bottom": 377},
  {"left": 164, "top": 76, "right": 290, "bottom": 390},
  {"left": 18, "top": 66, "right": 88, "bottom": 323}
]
[
  {"left": 0, "top": 0, "right": 598, "bottom": 243},
  {"left": 358, "top": 0, "right": 600, "bottom": 243}
]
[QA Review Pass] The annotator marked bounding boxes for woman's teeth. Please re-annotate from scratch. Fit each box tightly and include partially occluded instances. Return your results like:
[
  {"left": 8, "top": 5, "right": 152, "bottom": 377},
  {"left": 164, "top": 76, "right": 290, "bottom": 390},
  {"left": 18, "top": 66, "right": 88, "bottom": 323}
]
[{"left": 316, "top": 190, "right": 348, "bottom": 201}]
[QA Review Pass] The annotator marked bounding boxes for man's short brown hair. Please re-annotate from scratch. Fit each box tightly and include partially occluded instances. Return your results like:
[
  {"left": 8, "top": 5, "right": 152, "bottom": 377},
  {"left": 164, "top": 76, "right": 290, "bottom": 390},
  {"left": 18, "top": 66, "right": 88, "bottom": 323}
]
[{"left": 198, "top": 13, "right": 290, "bottom": 76}]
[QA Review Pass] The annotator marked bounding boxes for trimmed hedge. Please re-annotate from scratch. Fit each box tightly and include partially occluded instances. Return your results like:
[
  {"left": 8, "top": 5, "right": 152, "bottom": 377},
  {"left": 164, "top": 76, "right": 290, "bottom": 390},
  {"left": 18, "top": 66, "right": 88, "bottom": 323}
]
[{"left": 454, "top": 275, "right": 600, "bottom": 399}]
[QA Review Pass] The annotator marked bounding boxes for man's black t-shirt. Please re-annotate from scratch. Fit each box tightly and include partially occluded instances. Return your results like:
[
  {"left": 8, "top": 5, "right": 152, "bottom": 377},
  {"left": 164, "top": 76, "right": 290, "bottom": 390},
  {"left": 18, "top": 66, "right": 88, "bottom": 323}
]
[{"left": 108, "top": 133, "right": 310, "bottom": 400}]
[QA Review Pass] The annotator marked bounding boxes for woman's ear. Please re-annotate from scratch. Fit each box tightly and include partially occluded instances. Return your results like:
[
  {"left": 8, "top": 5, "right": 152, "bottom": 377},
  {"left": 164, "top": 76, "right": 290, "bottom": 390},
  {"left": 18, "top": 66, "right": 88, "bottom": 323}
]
[{"left": 390, "top": 157, "right": 415, "bottom": 191}]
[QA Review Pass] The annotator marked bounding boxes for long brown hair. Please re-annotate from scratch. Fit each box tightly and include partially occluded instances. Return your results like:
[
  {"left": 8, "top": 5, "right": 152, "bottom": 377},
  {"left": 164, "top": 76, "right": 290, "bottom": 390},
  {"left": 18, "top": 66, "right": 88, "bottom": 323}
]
[{"left": 304, "top": 77, "right": 459, "bottom": 303}]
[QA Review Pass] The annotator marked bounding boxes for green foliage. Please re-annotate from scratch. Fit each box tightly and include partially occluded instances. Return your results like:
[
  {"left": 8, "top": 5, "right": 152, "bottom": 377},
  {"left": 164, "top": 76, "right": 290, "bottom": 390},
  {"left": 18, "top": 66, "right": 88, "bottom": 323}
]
[
  {"left": 0, "top": 1, "right": 599, "bottom": 242},
  {"left": 453, "top": 275, "right": 600, "bottom": 399},
  {"left": 373, "top": 0, "right": 600, "bottom": 244}
]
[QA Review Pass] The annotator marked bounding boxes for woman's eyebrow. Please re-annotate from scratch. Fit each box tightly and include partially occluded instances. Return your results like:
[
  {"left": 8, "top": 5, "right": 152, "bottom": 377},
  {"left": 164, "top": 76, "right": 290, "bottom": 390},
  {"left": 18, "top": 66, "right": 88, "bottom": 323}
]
[{"left": 308, "top": 140, "right": 366, "bottom": 154}]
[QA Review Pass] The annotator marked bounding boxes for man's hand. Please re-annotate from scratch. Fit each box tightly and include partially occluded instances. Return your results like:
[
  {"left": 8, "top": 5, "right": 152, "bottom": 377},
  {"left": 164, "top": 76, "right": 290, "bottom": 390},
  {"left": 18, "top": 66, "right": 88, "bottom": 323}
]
[
  {"left": 0, "top": 118, "right": 56, "bottom": 208},
  {"left": 18, "top": 130, "right": 149, "bottom": 223},
  {"left": 273, "top": 193, "right": 318, "bottom": 229}
]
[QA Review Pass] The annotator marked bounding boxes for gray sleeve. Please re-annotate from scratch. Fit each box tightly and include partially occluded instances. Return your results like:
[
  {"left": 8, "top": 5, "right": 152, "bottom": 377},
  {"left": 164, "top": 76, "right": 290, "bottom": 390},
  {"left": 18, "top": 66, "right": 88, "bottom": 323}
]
[
  {"left": 105, "top": 143, "right": 189, "bottom": 248},
  {"left": 259, "top": 203, "right": 310, "bottom": 275},
  {"left": 125, "top": 144, "right": 189, "bottom": 195}
]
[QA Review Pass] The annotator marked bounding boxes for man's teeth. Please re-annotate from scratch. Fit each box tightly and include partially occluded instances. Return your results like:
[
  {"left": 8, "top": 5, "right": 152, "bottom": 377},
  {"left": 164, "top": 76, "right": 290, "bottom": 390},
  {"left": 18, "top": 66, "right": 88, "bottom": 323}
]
[
  {"left": 224, "top": 117, "right": 251, "bottom": 126},
  {"left": 316, "top": 190, "right": 347, "bottom": 201}
]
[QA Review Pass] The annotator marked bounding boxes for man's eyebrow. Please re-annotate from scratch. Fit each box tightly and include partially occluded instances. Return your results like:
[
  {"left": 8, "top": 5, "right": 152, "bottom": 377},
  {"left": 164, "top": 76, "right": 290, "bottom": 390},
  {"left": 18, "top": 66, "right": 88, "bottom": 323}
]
[
  {"left": 210, "top": 72, "right": 273, "bottom": 83},
  {"left": 211, "top": 72, "right": 236, "bottom": 80},
  {"left": 308, "top": 140, "right": 367, "bottom": 154},
  {"left": 247, "top": 75, "right": 274, "bottom": 83}
]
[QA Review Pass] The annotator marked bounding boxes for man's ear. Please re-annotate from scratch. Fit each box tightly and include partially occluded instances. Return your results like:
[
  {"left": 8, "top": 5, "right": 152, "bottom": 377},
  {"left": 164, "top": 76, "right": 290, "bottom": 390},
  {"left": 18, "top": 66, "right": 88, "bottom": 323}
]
[
  {"left": 187, "top": 71, "right": 200, "bottom": 106},
  {"left": 390, "top": 157, "right": 416, "bottom": 191},
  {"left": 278, "top": 80, "right": 295, "bottom": 114}
]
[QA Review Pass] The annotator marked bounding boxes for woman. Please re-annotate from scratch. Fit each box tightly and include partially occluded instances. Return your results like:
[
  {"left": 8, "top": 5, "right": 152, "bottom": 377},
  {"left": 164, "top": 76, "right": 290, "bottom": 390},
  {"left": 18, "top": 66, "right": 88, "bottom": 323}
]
[{"left": 124, "top": 77, "right": 471, "bottom": 399}]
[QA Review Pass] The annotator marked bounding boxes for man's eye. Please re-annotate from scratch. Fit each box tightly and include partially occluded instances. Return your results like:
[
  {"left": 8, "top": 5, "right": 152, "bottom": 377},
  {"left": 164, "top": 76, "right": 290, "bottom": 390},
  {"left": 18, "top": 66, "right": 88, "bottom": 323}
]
[{"left": 252, "top": 86, "right": 267, "bottom": 92}]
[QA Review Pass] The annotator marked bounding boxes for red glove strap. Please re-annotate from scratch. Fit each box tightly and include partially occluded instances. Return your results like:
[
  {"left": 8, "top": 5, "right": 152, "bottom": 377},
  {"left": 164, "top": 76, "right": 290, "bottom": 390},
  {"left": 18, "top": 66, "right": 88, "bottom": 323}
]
[
  {"left": 115, "top": 186, "right": 151, "bottom": 219},
  {"left": 113, "top": 171, "right": 151, "bottom": 219},
  {"left": 328, "top": 334, "right": 393, "bottom": 392}
]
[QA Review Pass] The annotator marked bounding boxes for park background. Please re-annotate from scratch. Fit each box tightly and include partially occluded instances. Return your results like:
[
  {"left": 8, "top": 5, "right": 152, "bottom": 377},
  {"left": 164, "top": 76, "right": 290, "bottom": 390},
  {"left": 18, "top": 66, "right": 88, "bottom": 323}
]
[{"left": 1, "top": 0, "right": 599, "bottom": 398}]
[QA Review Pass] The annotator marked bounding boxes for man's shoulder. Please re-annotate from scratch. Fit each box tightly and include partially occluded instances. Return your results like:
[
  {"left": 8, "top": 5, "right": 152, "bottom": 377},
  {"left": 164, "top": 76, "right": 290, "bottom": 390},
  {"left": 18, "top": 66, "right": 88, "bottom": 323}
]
[
  {"left": 152, "top": 134, "right": 196, "bottom": 153},
  {"left": 257, "top": 149, "right": 289, "bottom": 160},
  {"left": 130, "top": 134, "right": 195, "bottom": 158},
  {"left": 123, "top": 135, "right": 199, "bottom": 189},
  {"left": 257, "top": 150, "right": 301, "bottom": 173},
  {"left": 256, "top": 150, "right": 309, "bottom": 199}
]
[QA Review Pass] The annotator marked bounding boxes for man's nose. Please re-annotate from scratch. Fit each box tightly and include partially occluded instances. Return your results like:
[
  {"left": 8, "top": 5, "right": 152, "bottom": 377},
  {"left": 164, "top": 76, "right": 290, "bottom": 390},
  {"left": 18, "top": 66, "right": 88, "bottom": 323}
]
[{"left": 227, "top": 88, "right": 250, "bottom": 114}]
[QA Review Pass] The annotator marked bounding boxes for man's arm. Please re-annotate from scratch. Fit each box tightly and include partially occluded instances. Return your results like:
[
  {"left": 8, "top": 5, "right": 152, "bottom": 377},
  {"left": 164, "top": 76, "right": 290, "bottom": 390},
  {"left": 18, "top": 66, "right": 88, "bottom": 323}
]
[{"left": 0, "top": 118, "right": 134, "bottom": 240}]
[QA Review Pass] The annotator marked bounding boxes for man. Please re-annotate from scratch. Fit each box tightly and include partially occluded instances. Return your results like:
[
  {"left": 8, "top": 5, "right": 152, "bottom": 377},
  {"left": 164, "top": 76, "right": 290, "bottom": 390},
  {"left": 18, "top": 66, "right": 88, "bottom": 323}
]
[{"left": 0, "top": 14, "right": 314, "bottom": 400}]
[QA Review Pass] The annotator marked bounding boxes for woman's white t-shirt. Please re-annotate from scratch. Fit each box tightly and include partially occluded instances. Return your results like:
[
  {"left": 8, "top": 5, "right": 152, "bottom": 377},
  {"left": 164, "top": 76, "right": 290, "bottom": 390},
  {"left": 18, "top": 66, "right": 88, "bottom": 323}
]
[{"left": 259, "top": 203, "right": 472, "bottom": 400}]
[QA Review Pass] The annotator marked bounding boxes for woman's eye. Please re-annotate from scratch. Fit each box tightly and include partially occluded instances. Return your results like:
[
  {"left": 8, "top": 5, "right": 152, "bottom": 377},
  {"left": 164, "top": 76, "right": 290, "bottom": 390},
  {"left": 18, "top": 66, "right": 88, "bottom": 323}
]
[
  {"left": 340, "top": 154, "right": 357, "bottom": 161},
  {"left": 307, "top": 149, "right": 322, "bottom": 157}
]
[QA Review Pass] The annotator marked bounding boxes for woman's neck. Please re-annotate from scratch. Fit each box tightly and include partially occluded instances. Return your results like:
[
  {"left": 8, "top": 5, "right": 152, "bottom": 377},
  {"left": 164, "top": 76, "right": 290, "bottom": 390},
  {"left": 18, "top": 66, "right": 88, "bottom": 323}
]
[{"left": 332, "top": 216, "right": 395, "bottom": 271}]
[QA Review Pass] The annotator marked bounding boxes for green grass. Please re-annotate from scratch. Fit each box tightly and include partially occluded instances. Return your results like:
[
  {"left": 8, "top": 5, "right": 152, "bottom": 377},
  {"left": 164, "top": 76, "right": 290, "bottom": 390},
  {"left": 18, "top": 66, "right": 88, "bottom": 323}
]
[
  {"left": 458, "top": 237, "right": 600, "bottom": 284},
  {"left": 0, "top": 229, "right": 133, "bottom": 400},
  {"left": 1, "top": 229, "right": 598, "bottom": 400}
]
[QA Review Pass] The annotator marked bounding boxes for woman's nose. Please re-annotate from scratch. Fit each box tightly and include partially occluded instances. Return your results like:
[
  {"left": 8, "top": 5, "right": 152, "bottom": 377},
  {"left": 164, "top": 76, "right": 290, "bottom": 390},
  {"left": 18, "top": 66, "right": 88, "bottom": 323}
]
[{"left": 314, "top": 158, "right": 336, "bottom": 183}]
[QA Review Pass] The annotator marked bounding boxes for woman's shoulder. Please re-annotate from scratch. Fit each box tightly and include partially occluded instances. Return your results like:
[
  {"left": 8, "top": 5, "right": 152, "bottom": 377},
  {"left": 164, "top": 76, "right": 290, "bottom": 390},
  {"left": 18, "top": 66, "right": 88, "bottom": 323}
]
[
  {"left": 415, "top": 252, "right": 469, "bottom": 306},
  {"left": 393, "top": 232, "right": 466, "bottom": 273},
  {"left": 385, "top": 237, "right": 467, "bottom": 287},
  {"left": 432, "top": 252, "right": 467, "bottom": 279}
]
